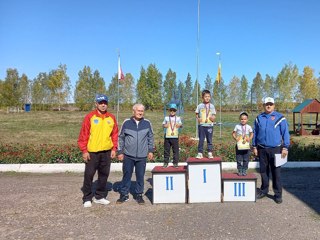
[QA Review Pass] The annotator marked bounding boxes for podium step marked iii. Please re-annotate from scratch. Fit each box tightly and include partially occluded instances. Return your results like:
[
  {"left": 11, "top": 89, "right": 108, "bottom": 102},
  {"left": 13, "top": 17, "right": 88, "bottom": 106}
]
[
  {"left": 222, "top": 173, "right": 257, "bottom": 202},
  {"left": 187, "top": 157, "right": 222, "bottom": 203},
  {"left": 151, "top": 166, "right": 187, "bottom": 204}
]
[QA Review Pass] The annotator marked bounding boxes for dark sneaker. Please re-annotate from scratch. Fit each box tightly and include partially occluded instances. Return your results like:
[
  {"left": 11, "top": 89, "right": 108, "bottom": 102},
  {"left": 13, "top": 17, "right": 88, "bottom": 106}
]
[
  {"left": 135, "top": 194, "right": 145, "bottom": 205},
  {"left": 173, "top": 163, "right": 179, "bottom": 168},
  {"left": 237, "top": 169, "right": 242, "bottom": 176},
  {"left": 256, "top": 192, "right": 267, "bottom": 199},
  {"left": 242, "top": 169, "right": 247, "bottom": 176},
  {"left": 274, "top": 197, "right": 283, "bottom": 204},
  {"left": 116, "top": 194, "right": 129, "bottom": 204},
  {"left": 162, "top": 163, "right": 168, "bottom": 168}
]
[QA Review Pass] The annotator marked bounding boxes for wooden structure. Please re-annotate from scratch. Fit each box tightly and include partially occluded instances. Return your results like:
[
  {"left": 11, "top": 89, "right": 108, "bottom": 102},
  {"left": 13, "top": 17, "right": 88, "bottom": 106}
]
[{"left": 292, "top": 99, "right": 320, "bottom": 135}]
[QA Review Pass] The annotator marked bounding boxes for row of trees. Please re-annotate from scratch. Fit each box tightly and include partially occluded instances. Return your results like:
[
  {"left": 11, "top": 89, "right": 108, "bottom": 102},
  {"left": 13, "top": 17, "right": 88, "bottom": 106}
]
[{"left": 0, "top": 63, "right": 319, "bottom": 111}]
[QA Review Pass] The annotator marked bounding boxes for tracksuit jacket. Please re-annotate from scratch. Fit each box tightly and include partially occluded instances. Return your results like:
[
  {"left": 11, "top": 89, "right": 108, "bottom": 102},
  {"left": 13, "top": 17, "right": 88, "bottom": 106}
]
[
  {"left": 252, "top": 111, "right": 290, "bottom": 149},
  {"left": 118, "top": 117, "right": 154, "bottom": 159},
  {"left": 78, "top": 110, "right": 118, "bottom": 153}
]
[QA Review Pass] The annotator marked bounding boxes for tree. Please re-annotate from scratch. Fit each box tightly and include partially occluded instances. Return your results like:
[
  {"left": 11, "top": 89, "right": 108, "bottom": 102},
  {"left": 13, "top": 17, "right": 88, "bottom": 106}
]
[
  {"left": 2, "top": 68, "right": 20, "bottom": 107},
  {"left": 74, "top": 66, "right": 106, "bottom": 111},
  {"left": 106, "top": 74, "right": 118, "bottom": 110},
  {"left": 31, "top": 72, "right": 49, "bottom": 110},
  {"left": 191, "top": 80, "right": 201, "bottom": 108},
  {"left": 136, "top": 64, "right": 162, "bottom": 110},
  {"left": 275, "top": 63, "right": 299, "bottom": 110},
  {"left": 19, "top": 74, "right": 31, "bottom": 106},
  {"left": 227, "top": 76, "right": 241, "bottom": 111},
  {"left": 177, "top": 81, "right": 185, "bottom": 107},
  {"left": 251, "top": 72, "right": 264, "bottom": 107},
  {"left": 204, "top": 74, "right": 213, "bottom": 93},
  {"left": 120, "top": 73, "right": 135, "bottom": 108},
  {"left": 264, "top": 74, "right": 275, "bottom": 99},
  {"left": 240, "top": 75, "right": 249, "bottom": 108},
  {"left": 163, "top": 68, "right": 177, "bottom": 104},
  {"left": 184, "top": 73, "right": 193, "bottom": 108},
  {"left": 297, "top": 66, "right": 318, "bottom": 101},
  {"left": 47, "top": 64, "right": 71, "bottom": 110}
]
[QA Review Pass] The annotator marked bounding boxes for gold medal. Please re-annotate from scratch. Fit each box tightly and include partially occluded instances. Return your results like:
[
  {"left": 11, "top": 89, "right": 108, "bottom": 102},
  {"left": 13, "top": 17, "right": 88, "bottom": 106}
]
[
  {"left": 205, "top": 119, "right": 208, "bottom": 123},
  {"left": 171, "top": 132, "right": 174, "bottom": 136},
  {"left": 242, "top": 140, "right": 246, "bottom": 144}
]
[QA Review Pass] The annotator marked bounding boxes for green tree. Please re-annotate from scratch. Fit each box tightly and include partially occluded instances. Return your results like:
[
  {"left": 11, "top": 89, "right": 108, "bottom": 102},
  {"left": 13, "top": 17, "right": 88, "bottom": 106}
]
[
  {"left": 120, "top": 73, "right": 135, "bottom": 109},
  {"left": 297, "top": 66, "right": 318, "bottom": 101},
  {"left": 2, "top": 68, "right": 20, "bottom": 107},
  {"left": 47, "top": 64, "right": 71, "bottom": 110},
  {"left": 240, "top": 75, "right": 249, "bottom": 108},
  {"left": 136, "top": 64, "right": 162, "bottom": 110},
  {"left": 227, "top": 76, "right": 241, "bottom": 111},
  {"left": 163, "top": 68, "right": 177, "bottom": 104},
  {"left": 31, "top": 73, "right": 48, "bottom": 111},
  {"left": 184, "top": 73, "right": 193, "bottom": 108},
  {"left": 106, "top": 74, "right": 118, "bottom": 110},
  {"left": 19, "top": 74, "right": 31, "bottom": 105},
  {"left": 177, "top": 81, "right": 185, "bottom": 107},
  {"left": 204, "top": 74, "right": 213, "bottom": 93},
  {"left": 275, "top": 63, "right": 299, "bottom": 110},
  {"left": 191, "top": 80, "right": 201, "bottom": 108},
  {"left": 74, "top": 66, "right": 106, "bottom": 111},
  {"left": 251, "top": 72, "right": 264, "bottom": 107},
  {"left": 264, "top": 74, "right": 275, "bottom": 98}
]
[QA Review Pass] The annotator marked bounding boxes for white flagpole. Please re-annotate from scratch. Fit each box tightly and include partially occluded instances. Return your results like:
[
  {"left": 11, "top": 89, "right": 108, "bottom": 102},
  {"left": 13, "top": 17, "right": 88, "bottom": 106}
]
[
  {"left": 117, "top": 53, "right": 120, "bottom": 122},
  {"left": 195, "top": 0, "right": 200, "bottom": 139},
  {"left": 216, "top": 52, "right": 222, "bottom": 139}
]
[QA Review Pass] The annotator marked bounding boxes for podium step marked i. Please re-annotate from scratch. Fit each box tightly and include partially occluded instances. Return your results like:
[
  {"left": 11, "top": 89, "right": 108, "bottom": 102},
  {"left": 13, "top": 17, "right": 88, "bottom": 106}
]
[
  {"left": 187, "top": 157, "right": 222, "bottom": 203},
  {"left": 151, "top": 166, "right": 187, "bottom": 204},
  {"left": 222, "top": 173, "right": 257, "bottom": 202}
]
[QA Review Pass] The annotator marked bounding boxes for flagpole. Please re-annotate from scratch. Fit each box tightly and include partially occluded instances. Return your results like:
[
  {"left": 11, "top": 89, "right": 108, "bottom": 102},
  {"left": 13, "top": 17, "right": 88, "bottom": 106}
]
[
  {"left": 195, "top": 0, "right": 200, "bottom": 139},
  {"left": 216, "top": 52, "right": 222, "bottom": 139},
  {"left": 117, "top": 52, "right": 120, "bottom": 122}
]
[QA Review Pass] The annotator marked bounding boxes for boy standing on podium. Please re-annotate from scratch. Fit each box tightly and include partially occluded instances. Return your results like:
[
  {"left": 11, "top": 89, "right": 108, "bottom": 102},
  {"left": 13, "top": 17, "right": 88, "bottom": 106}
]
[
  {"left": 162, "top": 103, "right": 183, "bottom": 168},
  {"left": 195, "top": 90, "right": 216, "bottom": 159},
  {"left": 232, "top": 111, "right": 253, "bottom": 176}
]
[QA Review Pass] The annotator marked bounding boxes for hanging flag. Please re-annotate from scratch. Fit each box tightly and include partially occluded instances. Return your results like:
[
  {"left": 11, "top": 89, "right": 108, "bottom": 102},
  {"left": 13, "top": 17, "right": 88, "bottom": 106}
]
[
  {"left": 118, "top": 56, "right": 125, "bottom": 80},
  {"left": 216, "top": 62, "right": 221, "bottom": 84}
]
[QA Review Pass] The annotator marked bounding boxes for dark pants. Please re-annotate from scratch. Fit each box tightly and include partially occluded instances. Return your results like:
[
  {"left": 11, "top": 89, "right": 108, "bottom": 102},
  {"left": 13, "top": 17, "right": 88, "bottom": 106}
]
[
  {"left": 235, "top": 145, "right": 250, "bottom": 170},
  {"left": 258, "top": 146, "right": 282, "bottom": 198},
  {"left": 164, "top": 138, "right": 179, "bottom": 164},
  {"left": 198, "top": 125, "right": 213, "bottom": 153},
  {"left": 82, "top": 150, "right": 111, "bottom": 202},
  {"left": 119, "top": 155, "right": 147, "bottom": 196}
]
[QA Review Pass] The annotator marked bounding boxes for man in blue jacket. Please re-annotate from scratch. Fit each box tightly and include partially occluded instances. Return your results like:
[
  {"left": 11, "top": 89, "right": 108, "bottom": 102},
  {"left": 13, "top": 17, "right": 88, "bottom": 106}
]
[
  {"left": 252, "top": 97, "right": 290, "bottom": 204},
  {"left": 116, "top": 103, "right": 154, "bottom": 205}
]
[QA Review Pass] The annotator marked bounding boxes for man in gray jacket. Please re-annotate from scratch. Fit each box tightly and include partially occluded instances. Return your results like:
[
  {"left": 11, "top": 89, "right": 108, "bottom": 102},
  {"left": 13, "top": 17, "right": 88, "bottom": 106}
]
[{"left": 116, "top": 103, "right": 154, "bottom": 204}]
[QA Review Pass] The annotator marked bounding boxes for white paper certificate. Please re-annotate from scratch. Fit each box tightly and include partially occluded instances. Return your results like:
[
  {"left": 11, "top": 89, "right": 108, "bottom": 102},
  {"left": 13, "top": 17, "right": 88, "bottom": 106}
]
[{"left": 275, "top": 154, "right": 288, "bottom": 167}]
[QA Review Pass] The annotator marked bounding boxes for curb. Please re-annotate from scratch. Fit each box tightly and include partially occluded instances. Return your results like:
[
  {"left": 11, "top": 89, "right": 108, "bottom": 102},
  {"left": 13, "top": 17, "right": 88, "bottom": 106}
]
[{"left": 0, "top": 162, "right": 319, "bottom": 173}]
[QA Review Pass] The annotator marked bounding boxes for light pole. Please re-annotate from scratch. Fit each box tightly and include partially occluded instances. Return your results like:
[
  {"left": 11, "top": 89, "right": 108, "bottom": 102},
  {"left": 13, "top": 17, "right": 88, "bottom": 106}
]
[{"left": 216, "top": 52, "right": 222, "bottom": 139}]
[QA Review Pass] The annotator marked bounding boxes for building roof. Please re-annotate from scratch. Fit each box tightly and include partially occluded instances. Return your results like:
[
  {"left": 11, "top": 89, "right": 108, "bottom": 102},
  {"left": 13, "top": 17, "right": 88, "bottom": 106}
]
[{"left": 292, "top": 99, "right": 320, "bottom": 113}]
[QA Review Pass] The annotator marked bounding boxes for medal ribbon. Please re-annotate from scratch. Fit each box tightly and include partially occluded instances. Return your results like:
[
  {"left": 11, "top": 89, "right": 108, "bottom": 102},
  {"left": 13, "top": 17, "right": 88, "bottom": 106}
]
[
  {"left": 169, "top": 116, "right": 176, "bottom": 135},
  {"left": 241, "top": 124, "right": 246, "bottom": 142},
  {"left": 205, "top": 103, "right": 210, "bottom": 121}
]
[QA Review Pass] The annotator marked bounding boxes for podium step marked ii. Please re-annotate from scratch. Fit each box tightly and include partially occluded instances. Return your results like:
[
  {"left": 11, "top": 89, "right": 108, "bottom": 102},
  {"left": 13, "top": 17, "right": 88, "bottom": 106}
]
[
  {"left": 187, "top": 157, "right": 222, "bottom": 203},
  {"left": 151, "top": 166, "right": 187, "bottom": 204},
  {"left": 222, "top": 173, "right": 257, "bottom": 202}
]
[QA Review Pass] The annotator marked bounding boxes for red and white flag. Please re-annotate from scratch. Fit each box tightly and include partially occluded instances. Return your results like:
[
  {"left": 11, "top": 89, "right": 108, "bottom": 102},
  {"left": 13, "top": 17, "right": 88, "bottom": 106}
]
[{"left": 118, "top": 56, "right": 125, "bottom": 81}]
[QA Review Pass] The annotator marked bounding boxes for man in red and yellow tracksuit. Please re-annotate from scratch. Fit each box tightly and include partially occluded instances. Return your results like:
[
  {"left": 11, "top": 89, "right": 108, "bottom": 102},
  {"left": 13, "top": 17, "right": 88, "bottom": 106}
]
[{"left": 78, "top": 94, "right": 118, "bottom": 208}]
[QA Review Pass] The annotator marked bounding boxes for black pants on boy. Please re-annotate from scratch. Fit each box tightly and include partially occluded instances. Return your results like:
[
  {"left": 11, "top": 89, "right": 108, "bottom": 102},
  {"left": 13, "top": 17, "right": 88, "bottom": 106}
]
[
  {"left": 163, "top": 138, "right": 179, "bottom": 164},
  {"left": 82, "top": 150, "right": 111, "bottom": 203},
  {"left": 235, "top": 145, "right": 250, "bottom": 170}
]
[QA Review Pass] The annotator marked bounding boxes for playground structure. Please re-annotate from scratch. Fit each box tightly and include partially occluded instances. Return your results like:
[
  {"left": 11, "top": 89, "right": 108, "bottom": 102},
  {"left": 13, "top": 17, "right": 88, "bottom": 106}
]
[{"left": 292, "top": 99, "right": 320, "bottom": 135}]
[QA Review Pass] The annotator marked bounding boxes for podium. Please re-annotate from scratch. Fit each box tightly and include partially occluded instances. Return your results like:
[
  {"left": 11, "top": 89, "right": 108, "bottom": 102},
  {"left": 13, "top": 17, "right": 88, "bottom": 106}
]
[
  {"left": 151, "top": 166, "right": 187, "bottom": 204},
  {"left": 222, "top": 173, "right": 257, "bottom": 202},
  {"left": 187, "top": 157, "right": 222, "bottom": 203}
]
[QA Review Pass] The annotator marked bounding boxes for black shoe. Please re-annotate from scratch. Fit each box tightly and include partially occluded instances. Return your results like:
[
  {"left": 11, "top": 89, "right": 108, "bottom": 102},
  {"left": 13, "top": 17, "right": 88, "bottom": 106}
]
[
  {"left": 274, "top": 197, "right": 283, "bottom": 204},
  {"left": 116, "top": 194, "right": 129, "bottom": 204},
  {"left": 162, "top": 163, "right": 168, "bottom": 168},
  {"left": 135, "top": 194, "right": 145, "bottom": 205},
  {"left": 242, "top": 169, "right": 247, "bottom": 176},
  {"left": 173, "top": 163, "right": 179, "bottom": 168},
  {"left": 256, "top": 192, "right": 267, "bottom": 199},
  {"left": 237, "top": 169, "right": 242, "bottom": 176}
]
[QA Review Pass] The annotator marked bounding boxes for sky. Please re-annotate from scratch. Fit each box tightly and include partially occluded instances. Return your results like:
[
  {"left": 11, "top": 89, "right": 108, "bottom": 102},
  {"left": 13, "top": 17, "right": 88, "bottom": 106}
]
[{"left": 1, "top": 0, "right": 320, "bottom": 100}]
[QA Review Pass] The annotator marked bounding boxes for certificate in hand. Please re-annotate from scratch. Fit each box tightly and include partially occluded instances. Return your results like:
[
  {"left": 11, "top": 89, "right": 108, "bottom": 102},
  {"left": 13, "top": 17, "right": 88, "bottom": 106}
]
[
  {"left": 275, "top": 154, "right": 287, "bottom": 167},
  {"left": 236, "top": 136, "right": 250, "bottom": 150}
]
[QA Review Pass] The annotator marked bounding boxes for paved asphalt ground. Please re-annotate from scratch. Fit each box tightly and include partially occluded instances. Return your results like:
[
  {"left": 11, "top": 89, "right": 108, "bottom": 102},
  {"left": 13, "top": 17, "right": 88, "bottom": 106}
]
[{"left": 0, "top": 168, "right": 319, "bottom": 240}]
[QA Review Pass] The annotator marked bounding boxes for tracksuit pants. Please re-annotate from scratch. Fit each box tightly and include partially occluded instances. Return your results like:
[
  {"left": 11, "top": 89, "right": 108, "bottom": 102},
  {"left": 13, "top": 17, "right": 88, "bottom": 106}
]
[
  {"left": 198, "top": 125, "right": 213, "bottom": 153},
  {"left": 163, "top": 138, "right": 179, "bottom": 164}
]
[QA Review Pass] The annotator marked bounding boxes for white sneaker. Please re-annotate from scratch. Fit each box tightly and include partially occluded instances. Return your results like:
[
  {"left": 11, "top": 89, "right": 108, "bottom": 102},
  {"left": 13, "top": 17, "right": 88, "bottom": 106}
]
[
  {"left": 93, "top": 198, "right": 110, "bottom": 205},
  {"left": 208, "top": 152, "right": 213, "bottom": 158},
  {"left": 83, "top": 201, "right": 92, "bottom": 208},
  {"left": 196, "top": 153, "right": 203, "bottom": 159}
]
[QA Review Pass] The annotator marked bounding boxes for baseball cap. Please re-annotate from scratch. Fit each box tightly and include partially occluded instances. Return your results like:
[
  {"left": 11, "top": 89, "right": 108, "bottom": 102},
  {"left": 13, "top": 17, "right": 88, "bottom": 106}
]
[
  {"left": 168, "top": 103, "right": 177, "bottom": 110},
  {"left": 239, "top": 111, "right": 248, "bottom": 117},
  {"left": 95, "top": 94, "right": 108, "bottom": 103},
  {"left": 264, "top": 97, "right": 274, "bottom": 104}
]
